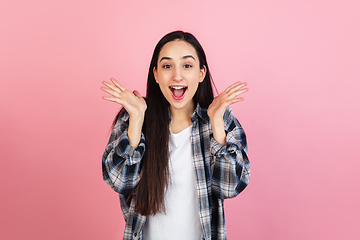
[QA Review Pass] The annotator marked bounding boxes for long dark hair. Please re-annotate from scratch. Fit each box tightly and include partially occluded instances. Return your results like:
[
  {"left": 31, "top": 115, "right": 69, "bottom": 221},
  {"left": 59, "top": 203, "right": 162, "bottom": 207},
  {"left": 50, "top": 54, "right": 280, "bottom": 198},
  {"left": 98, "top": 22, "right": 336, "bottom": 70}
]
[{"left": 115, "top": 31, "right": 215, "bottom": 215}]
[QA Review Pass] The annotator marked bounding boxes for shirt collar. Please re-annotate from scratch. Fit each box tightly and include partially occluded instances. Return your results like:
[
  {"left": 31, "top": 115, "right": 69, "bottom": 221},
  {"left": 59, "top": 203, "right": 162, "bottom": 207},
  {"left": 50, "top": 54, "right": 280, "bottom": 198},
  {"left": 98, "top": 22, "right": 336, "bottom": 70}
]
[
  {"left": 191, "top": 104, "right": 209, "bottom": 123},
  {"left": 168, "top": 103, "right": 209, "bottom": 124}
]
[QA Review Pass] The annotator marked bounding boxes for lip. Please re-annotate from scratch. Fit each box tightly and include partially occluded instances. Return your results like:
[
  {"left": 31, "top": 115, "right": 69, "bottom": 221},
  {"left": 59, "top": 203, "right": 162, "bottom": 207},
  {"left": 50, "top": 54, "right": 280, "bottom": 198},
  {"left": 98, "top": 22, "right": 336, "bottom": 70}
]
[{"left": 169, "top": 85, "right": 187, "bottom": 100}]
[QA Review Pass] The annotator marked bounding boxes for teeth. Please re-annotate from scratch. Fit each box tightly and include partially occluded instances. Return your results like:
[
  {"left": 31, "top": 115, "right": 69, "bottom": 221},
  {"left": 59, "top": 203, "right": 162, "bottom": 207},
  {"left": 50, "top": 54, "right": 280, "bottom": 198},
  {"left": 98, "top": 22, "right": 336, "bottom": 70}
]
[{"left": 171, "top": 86, "right": 186, "bottom": 89}]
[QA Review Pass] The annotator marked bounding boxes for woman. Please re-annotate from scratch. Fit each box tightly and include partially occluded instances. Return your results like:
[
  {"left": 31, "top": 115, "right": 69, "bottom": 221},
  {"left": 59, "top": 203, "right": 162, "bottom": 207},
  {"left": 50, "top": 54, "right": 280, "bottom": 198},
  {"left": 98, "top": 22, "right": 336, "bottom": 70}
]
[{"left": 101, "top": 31, "right": 250, "bottom": 240}]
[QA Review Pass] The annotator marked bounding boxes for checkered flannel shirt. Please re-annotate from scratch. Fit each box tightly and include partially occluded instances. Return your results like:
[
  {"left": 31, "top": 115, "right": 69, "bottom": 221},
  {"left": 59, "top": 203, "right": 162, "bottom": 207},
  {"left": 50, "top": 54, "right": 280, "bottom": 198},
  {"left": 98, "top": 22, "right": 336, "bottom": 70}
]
[{"left": 102, "top": 104, "right": 250, "bottom": 240}]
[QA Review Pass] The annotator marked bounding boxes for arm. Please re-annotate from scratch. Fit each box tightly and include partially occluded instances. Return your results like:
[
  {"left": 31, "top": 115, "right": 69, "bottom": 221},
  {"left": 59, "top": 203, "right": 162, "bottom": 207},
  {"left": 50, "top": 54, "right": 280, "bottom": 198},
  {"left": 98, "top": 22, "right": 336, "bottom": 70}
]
[
  {"left": 210, "top": 108, "right": 250, "bottom": 199},
  {"left": 101, "top": 78, "right": 147, "bottom": 195},
  {"left": 207, "top": 81, "right": 250, "bottom": 199},
  {"left": 101, "top": 78, "right": 147, "bottom": 148},
  {"left": 102, "top": 111, "right": 145, "bottom": 195}
]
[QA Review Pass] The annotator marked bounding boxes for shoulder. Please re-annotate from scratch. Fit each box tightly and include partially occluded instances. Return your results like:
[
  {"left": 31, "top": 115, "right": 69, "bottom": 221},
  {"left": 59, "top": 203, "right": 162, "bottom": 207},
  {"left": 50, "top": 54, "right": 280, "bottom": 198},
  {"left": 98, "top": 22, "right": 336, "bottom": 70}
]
[{"left": 194, "top": 104, "right": 238, "bottom": 123}]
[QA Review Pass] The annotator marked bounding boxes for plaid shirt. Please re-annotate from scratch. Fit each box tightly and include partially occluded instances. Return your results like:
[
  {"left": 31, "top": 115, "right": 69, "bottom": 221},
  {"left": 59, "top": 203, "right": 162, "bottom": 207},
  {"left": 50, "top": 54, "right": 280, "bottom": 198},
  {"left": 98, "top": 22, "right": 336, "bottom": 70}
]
[{"left": 102, "top": 104, "right": 250, "bottom": 240}]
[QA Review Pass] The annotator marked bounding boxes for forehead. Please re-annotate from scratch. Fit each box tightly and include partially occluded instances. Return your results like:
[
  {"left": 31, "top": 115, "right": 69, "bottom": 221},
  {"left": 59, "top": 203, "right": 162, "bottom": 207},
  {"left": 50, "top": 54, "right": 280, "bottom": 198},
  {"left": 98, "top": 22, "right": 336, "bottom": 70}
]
[{"left": 158, "top": 40, "right": 198, "bottom": 60}]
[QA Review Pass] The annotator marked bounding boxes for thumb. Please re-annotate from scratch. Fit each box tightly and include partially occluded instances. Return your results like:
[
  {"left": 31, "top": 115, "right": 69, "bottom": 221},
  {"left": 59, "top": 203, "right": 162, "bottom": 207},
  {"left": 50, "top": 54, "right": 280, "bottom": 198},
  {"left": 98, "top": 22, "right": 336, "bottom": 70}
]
[{"left": 133, "top": 90, "right": 142, "bottom": 98}]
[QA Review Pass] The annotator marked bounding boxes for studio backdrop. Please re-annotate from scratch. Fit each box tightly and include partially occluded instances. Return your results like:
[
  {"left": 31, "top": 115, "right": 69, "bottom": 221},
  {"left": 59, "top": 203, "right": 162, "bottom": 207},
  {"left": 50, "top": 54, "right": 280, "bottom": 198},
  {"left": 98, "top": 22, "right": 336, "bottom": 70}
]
[{"left": 1, "top": 0, "right": 359, "bottom": 239}]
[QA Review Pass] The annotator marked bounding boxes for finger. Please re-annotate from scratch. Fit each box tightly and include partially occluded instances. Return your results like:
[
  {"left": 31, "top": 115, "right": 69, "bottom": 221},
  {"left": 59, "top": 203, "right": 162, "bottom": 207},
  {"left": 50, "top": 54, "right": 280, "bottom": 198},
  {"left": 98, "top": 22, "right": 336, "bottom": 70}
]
[
  {"left": 133, "top": 90, "right": 142, "bottom": 98},
  {"left": 102, "top": 96, "right": 127, "bottom": 106},
  {"left": 234, "top": 97, "right": 245, "bottom": 102},
  {"left": 110, "top": 78, "right": 126, "bottom": 91},
  {"left": 226, "top": 82, "right": 248, "bottom": 95},
  {"left": 224, "top": 81, "right": 243, "bottom": 94},
  {"left": 101, "top": 86, "right": 121, "bottom": 98},
  {"left": 227, "top": 88, "right": 249, "bottom": 100},
  {"left": 102, "top": 96, "right": 120, "bottom": 102},
  {"left": 102, "top": 81, "right": 122, "bottom": 93},
  {"left": 216, "top": 97, "right": 242, "bottom": 112},
  {"left": 225, "top": 97, "right": 245, "bottom": 107}
]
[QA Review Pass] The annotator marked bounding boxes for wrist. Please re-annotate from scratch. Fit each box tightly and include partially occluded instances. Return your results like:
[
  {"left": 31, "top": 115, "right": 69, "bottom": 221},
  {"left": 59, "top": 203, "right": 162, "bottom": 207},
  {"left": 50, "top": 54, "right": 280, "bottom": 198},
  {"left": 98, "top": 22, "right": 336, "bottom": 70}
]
[
  {"left": 211, "top": 119, "right": 226, "bottom": 146},
  {"left": 129, "top": 114, "right": 144, "bottom": 125},
  {"left": 128, "top": 115, "right": 144, "bottom": 149},
  {"left": 210, "top": 117, "right": 224, "bottom": 128}
]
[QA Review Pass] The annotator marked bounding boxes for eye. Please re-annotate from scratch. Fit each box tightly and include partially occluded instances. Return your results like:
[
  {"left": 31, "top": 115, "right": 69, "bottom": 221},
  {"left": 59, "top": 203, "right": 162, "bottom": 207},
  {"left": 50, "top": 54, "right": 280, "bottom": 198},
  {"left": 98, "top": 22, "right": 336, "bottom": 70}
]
[
  {"left": 184, "top": 64, "right": 192, "bottom": 69},
  {"left": 162, "top": 64, "right": 171, "bottom": 69}
]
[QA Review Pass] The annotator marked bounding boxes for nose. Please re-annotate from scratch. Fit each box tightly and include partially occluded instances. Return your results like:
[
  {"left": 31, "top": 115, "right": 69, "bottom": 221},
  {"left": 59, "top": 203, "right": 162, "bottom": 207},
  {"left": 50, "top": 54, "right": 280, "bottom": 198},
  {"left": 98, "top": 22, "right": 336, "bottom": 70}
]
[{"left": 172, "top": 66, "right": 183, "bottom": 82}]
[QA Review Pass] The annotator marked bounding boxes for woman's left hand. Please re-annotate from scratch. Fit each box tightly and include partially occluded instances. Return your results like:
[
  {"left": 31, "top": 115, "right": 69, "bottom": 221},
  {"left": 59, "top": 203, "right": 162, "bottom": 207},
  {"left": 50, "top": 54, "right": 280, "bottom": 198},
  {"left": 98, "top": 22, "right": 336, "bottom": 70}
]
[
  {"left": 207, "top": 81, "right": 248, "bottom": 122},
  {"left": 208, "top": 81, "right": 248, "bottom": 146}
]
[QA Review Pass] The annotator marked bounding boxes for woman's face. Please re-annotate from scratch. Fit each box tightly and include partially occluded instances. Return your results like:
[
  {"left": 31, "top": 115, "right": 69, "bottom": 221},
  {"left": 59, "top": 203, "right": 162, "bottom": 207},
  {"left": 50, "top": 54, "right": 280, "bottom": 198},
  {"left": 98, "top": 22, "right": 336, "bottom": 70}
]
[{"left": 154, "top": 40, "right": 206, "bottom": 115}]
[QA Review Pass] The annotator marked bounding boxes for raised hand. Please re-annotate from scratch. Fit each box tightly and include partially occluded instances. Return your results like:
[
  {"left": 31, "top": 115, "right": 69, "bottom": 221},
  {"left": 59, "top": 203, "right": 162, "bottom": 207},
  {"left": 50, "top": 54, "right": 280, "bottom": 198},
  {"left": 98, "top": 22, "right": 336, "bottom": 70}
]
[
  {"left": 101, "top": 78, "right": 147, "bottom": 119},
  {"left": 207, "top": 81, "right": 248, "bottom": 122},
  {"left": 101, "top": 78, "right": 147, "bottom": 148},
  {"left": 207, "top": 81, "right": 248, "bottom": 146}
]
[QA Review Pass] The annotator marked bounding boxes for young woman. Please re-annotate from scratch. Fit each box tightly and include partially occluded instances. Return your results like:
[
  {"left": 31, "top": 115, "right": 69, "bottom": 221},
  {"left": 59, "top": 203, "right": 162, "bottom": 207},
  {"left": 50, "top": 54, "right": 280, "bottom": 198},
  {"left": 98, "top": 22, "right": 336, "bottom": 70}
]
[{"left": 101, "top": 31, "right": 250, "bottom": 240}]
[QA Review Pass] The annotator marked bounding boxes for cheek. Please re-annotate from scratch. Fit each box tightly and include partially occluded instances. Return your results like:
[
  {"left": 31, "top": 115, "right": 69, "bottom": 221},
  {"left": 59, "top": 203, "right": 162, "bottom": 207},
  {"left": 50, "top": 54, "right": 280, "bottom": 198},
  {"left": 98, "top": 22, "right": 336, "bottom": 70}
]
[
  {"left": 157, "top": 82, "right": 169, "bottom": 96},
  {"left": 189, "top": 73, "right": 202, "bottom": 86},
  {"left": 157, "top": 72, "right": 170, "bottom": 83},
  {"left": 186, "top": 70, "right": 202, "bottom": 81}
]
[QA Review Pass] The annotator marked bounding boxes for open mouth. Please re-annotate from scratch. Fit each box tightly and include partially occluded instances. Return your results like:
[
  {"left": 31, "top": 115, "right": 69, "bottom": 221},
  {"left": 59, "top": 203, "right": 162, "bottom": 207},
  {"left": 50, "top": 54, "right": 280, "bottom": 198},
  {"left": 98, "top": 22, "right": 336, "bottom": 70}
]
[{"left": 169, "top": 86, "right": 187, "bottom": 100}]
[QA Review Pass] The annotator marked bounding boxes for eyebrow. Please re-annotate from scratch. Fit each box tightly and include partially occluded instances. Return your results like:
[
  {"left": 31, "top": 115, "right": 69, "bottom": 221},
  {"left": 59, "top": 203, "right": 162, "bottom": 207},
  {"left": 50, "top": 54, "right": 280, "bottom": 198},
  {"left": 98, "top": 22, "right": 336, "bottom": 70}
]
[
  {"left": 182, "top": 55, "right": 195, "bottom": 60},
  {"left": 159, "top": 55, "right": 196, "bottom": 62}
]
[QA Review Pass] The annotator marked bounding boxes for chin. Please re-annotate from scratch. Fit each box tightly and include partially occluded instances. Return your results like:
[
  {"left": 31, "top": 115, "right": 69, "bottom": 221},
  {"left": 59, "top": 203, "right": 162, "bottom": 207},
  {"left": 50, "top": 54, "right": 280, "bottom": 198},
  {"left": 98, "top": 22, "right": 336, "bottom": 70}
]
[{"left": 170, "top": 103, "right": 185, "bottom": 109}]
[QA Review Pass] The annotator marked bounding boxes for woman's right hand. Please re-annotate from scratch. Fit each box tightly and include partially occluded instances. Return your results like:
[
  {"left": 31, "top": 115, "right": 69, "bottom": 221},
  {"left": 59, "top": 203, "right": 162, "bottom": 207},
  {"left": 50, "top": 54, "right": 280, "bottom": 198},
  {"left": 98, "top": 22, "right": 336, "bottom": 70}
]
[
  {"left": 102, "top": 78, "right": 147, "bottom": 148},
  {"left": 101, "top": 78, "right": 147, "bottom": 119}
]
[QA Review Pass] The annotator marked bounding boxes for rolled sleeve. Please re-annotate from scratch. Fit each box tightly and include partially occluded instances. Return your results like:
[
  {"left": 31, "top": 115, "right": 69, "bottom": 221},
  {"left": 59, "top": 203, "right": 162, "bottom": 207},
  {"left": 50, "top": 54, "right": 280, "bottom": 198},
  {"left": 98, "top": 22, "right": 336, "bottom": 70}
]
[
  {"left": 102, "top": 111, "right": 145, "bottom": 195},
  {"left": 210, "top": 132, "right": 241, "bottom": 157},
  {"left": 210, "top": 108, "right": 250, "bottom": 199},
  {"left": 114, "top": 129, "right": 145, "bottom": 166}
]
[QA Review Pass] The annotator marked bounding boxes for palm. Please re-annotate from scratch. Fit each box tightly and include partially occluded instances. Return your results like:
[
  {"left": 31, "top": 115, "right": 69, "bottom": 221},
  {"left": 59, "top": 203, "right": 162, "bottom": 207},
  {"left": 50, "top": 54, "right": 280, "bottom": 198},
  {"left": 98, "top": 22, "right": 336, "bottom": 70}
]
[
  {"left": 207, "top": 81, "right": 248, "bottom": 121},
  {"left": 101, "top": 78, "right": 147, "bottom": 118}
]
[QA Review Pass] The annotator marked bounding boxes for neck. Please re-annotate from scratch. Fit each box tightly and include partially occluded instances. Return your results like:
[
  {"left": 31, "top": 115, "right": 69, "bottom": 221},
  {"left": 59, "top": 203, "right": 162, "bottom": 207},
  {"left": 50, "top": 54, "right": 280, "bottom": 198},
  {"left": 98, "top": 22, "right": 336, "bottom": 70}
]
[
  {"left": 169, "top": 101, "right": 195, "bottom": 121},
  {"left": 169, "top": 101, "right": 195, "bottom": 134}
]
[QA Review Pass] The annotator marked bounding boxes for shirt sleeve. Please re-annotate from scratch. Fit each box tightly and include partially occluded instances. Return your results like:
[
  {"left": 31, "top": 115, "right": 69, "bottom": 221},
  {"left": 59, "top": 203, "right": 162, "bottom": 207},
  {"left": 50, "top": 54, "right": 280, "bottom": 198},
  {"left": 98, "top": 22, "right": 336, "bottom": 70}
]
[
  {"left": 210, "top": 107, "right": 250, "bottom": 199},
  {"left": 102, "top": 110, "right": 145, "bottom": 198}
]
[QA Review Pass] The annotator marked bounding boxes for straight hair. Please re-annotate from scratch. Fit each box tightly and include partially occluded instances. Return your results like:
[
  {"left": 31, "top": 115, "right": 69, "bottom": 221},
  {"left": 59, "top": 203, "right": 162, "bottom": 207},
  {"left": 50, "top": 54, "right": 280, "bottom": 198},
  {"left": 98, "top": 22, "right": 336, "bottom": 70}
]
[{"left": 114, "top": 31, "right": 215, "bottom": 215}]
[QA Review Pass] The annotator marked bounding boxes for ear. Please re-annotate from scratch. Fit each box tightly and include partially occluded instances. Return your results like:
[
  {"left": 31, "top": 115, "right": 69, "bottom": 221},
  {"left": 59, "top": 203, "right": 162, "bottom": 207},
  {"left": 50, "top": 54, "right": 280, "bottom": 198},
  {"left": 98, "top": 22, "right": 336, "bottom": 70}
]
[
  {"left": 199, "top": 66, "right": 206, "bottom": 83},
  {"left": 153, "top": 67, "right": 159, "bottom": 83}
]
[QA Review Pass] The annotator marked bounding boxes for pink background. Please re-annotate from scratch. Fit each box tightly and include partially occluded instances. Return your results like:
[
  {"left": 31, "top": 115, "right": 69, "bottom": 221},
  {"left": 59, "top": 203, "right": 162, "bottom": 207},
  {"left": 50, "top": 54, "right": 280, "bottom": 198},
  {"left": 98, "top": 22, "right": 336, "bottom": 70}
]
[{"left": 1, "top": 0, "right": 359, "bottom": 239}]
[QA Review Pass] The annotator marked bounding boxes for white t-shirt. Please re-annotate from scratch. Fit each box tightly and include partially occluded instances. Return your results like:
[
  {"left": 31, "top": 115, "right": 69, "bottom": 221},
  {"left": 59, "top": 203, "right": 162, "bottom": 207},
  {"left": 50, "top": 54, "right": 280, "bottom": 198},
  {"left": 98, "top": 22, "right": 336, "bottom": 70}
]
[{"left": 142, "top": 125, "right": 202, "bottom": 240}]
